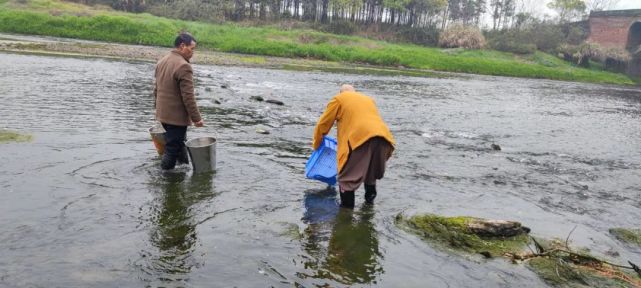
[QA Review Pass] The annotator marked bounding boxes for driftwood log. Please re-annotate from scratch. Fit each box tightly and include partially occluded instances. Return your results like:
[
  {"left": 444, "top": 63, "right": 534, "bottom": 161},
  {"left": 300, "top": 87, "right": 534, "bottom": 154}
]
[{"left": 466, "top": 219, "right": 531, "bottom": 237}]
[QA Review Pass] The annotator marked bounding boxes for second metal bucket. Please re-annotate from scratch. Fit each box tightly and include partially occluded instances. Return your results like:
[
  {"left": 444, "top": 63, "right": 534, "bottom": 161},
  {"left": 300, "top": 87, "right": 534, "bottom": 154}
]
[{"left": 185, "top": 137, "right": 217, "bottom": 173}]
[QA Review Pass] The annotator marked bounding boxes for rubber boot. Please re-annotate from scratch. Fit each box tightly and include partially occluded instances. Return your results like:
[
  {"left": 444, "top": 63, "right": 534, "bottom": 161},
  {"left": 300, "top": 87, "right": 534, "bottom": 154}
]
[
  {"left": 364, "top": 184, "right": 377, "bottom": 204},
  {"left": 339, "top": 191, "right": 355, "bottom": 208},
  {"left": 177, "top": 147, "right": 190, "bottom": 165},
  {"left": 161, "top": 153, "right": 177, "bottom": 170}
]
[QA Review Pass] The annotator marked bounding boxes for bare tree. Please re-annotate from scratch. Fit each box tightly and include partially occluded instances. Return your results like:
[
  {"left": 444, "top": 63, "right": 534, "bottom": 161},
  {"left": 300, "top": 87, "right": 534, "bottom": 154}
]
[
  {"left": 585, "top": 0, "right": 619, "bottom": 12},
  {"left": 547, "top": 0, "right": 587, "bottom": 22},
  {"left": 515, "top": 0, "right": 537, "bottom": 16}
]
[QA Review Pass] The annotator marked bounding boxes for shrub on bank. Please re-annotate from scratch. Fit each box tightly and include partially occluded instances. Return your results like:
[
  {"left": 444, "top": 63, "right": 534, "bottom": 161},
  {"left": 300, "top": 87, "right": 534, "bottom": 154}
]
[
  {"left": 146, "top": 0, "right": 223, "bottom": 24},
  {"left": 556, "top": 42, "right": 633, "bottom": 72},
  {"left": 558, "top": 43, "right": 604, "bottom": 68},
  {"left": 489, "top": 38, "right": 536, "bottom": 55},
  {"left": 397, "top": 25, "right": 439, "bottom": 46},
  {"left": 438, "top": 24, "right": 485, "bottom": 49},
  {"left": 320, "top": 19, "right": 357, "bottom": 35},
  {"left": 485, "top": 21, "right": 587, "bottom": 56},
  {"left": 527, "top": 24, "right": 565, "bottom": 53},
  {"left": 485, "top": 30, "right": 536, "bottom": 54}
]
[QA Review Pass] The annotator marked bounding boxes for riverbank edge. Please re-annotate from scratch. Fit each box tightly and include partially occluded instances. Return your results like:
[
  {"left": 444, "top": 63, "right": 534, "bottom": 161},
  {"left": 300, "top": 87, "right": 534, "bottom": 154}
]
[
  {"left": 4, "top": 33, "right": 635, "bottom": 86},
  {"left": 0, "top": 1, "right": 636, "bottom": 86},
  {"left": 0, "top": 33, "right": 455, "bottom": 79}
]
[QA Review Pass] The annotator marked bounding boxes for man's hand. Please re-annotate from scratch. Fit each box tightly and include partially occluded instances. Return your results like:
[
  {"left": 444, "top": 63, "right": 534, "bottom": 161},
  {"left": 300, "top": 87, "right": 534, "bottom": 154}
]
[{"left": 194, "top": 120, "right": 205, "bottom": 127}]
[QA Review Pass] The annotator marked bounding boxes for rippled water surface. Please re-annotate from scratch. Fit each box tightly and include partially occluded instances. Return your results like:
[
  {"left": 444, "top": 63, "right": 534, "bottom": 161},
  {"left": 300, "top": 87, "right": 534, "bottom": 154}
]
[{"left": 1, "top": 52, "right": 641, "bottom": 287}]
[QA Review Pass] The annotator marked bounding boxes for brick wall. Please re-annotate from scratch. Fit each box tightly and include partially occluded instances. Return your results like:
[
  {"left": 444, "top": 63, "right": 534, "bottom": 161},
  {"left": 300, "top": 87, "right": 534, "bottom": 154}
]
[{"left": 587, "top": 16, "right": 640, "bottom": 49}]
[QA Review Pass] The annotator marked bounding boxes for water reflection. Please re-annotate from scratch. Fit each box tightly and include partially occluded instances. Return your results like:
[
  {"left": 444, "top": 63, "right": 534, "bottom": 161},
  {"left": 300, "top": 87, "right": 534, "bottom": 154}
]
[
  {"left": 145, "top": 171, "right": 215, "bottom": 283},
  {"left": 300, "top": 188, "right": 383, "bottom": 285}
]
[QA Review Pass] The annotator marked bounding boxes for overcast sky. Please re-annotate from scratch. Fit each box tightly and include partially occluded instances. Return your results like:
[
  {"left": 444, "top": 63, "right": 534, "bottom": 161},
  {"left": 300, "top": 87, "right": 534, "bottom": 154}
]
[
  {"left": 483, "top": 0, "right": 641, "bottom": 27},
  {"left": 616, "top": 0, "right": 641, "bottom": 9},
  {"left": 533, "top": 0, "right": 641, "bottom": 17},
  {"left": 479, "top": 0, "right": 641, "bottom": 28}
]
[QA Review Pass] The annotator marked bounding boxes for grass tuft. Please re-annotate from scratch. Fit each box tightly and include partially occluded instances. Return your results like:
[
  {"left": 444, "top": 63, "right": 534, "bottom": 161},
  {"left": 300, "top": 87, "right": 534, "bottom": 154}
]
[
  {"left": 0, "top": 130, "right": 32, "bottom": 143},
  {"left": 609, "top": 228, "right": 641, "bottom": 247}
]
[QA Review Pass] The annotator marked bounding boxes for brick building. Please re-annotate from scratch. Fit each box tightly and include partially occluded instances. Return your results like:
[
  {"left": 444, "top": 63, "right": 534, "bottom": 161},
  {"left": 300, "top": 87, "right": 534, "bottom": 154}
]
[
  {"left": 587, "top": 9, "right": 641, "bottom": 75},
  {"left": 588, "top": 9, "right": 641, "bottom": 51}
]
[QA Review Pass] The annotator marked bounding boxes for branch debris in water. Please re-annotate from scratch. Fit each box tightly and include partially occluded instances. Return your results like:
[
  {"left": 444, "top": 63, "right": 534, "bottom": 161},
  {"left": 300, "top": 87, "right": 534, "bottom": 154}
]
[{"left": 396, "top": 213, "right": 641, "bottom": 287}]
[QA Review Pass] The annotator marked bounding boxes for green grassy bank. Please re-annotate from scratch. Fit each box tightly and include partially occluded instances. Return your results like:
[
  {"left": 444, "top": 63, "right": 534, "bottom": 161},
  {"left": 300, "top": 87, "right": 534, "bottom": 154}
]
[{"left": 0, "top": 0, "right": 635, "bottom": 85}]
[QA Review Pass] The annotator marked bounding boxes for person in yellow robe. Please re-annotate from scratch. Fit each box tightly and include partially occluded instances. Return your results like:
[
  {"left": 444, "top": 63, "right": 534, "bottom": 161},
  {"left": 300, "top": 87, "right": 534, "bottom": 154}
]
[{"left": 313, "top": 85, "right": 395, "bottom": 208}]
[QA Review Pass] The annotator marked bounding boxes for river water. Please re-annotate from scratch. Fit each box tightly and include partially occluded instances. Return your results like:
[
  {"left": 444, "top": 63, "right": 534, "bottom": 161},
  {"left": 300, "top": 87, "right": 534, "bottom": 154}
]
[{"left": 1, "top": 52, "right": 641, "bottom": 287}]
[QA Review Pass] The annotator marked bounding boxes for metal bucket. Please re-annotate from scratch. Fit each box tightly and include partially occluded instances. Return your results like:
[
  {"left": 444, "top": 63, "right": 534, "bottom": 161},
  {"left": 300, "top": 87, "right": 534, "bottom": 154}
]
[
  {"left": 149, "top": 126, "right": 166, "bottom": 156},
  {"left": 186, "top": 137, "right": 216, "bottom": 173}
]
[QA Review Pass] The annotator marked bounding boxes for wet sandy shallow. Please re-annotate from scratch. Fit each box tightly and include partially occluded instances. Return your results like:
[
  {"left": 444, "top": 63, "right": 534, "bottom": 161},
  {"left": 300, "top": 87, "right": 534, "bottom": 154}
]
[{"left": 1, "top": 52, "right": 641, "bottom": 287}]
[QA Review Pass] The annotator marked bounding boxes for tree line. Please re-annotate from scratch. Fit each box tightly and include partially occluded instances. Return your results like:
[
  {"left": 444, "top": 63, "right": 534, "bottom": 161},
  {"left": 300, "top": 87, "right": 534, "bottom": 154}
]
[
  {"left": 72, "top": 0, "right": 549, "bottom": 29},
  {"left": 75, "top": 0, "right": 619, "bottom": 30}
]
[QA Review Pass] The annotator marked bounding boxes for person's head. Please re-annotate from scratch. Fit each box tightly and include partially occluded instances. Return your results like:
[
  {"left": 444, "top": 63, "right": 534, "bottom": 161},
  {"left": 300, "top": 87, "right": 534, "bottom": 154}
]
[
  {"left": 340, "top": 84, "right": 355, "bottom": 93},
  {"left": 174, "top": 32, "right": 197, "bottom": 60}
]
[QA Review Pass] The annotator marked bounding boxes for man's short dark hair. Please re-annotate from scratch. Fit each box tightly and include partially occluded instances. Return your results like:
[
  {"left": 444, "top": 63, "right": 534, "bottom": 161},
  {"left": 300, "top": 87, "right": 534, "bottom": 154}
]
[{"left": 174, "top": 32, "right": 196, "bottom": 48}]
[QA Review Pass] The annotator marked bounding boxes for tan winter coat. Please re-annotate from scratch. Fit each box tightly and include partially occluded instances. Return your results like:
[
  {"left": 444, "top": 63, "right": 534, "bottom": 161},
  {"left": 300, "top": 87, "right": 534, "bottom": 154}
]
[{"left": 153, "top": 51, "right": 202, "bottom": 126}]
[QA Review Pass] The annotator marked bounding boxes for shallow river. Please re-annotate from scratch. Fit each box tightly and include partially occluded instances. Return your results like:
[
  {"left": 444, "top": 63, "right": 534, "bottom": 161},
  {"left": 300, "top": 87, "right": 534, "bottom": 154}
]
[{"left": 1, "top": 52, "right": 641, "bottom": 287}]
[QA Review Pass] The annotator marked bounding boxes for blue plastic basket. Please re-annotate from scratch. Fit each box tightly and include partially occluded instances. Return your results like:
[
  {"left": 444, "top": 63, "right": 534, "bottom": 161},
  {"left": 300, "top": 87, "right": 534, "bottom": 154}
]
[{"left": 305, "top": 136, "right": 338, "bottom": 185}]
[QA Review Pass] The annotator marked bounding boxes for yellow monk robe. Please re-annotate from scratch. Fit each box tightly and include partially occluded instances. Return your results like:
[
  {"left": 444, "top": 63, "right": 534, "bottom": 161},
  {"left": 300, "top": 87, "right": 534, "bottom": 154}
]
[{"left": 313, "top": 91, "right": 396, "bottom": 172}]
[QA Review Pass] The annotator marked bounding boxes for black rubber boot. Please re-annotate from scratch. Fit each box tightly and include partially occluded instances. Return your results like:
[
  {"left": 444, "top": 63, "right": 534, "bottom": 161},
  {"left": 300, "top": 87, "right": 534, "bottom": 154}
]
[
  {"left": 339, "top": 191, "right": 355, "bottom": 208},
  {"left": 160, "top": 153, "right": 177, "bottom": 170},
  {"left": 364, "top": 184, "right": 377, "bottom": 204},
  {"left": 177, "top": 147, "right": 190, "bottom": 165}
]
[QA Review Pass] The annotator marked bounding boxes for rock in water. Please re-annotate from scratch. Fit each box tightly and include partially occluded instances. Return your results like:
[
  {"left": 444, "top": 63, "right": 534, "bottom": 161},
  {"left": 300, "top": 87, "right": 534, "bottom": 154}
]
[
  {"left": 491, "top": 143, "right": 501, "bottom": 151},
  {"left": 493, "top": 180, "right": 507, "bottom": 185},
  {"left": 466, "top": 219, "right": 530, "bottom": 237},
  {"left": 265, "top": 99, "right": 284, "bottom": 106},
  {"left": 250, "top": 96, "right": 264, "bottom": 102}
]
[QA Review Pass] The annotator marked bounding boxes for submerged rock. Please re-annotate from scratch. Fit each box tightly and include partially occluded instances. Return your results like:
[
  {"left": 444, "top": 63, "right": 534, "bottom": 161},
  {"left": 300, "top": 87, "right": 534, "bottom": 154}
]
[
  {"left": 265, "top": 99, "right": 284, "bottom": 106},
  {"left": 395, "top": 213, "right": 529, "bottom": 257},
  {"left": 0, "top": 130, "right": 32, "bottom": 143},
  {"left": 256, "top": 128, "right": 270, "bottom": 135},
  {"left": 278, "top": 222, "right": 302, "bottom": 241},
  {"left": 605, "top": 249, "right": 620, "bottom": 258},
  {"left": 493, "top": 180, "right": 507, "bottom": 185},
  {"left": 205, "top": 87, "right": 212, "bottom": 92},
  {"left": 491, "top": 143, "right": 501, "bottom": 151}
]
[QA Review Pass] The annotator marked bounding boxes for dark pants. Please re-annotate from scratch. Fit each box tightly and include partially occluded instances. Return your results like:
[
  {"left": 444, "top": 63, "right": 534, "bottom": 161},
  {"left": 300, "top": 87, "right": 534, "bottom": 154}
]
[
  {"left": 338, "top": 137, "right": 393, "bottom": 192},
  {"left": 162, "top": 123, "right": 187, "bottom": 157},
  {"left": 162, "top": 123, "right": 187, "bottom": 159},
  {"left": 337, "top": 137, "right": 393, "bottom": 207}
]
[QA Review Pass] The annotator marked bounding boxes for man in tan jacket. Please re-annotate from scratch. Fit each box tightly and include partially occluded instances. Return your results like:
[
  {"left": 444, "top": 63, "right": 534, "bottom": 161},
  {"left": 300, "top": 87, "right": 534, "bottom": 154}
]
[
  {"left": 313, "top": 85, "right": 395, "bottom": 208},
  {"left": 154, "top": 32, "right": 204, "bottom": 170}
]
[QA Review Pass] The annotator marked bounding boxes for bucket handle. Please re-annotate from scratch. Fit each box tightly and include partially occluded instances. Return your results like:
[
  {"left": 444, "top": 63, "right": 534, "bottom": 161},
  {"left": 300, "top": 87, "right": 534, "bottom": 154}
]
[{"left": 190, "top": 119, "right": 219, "bottom": 140}]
